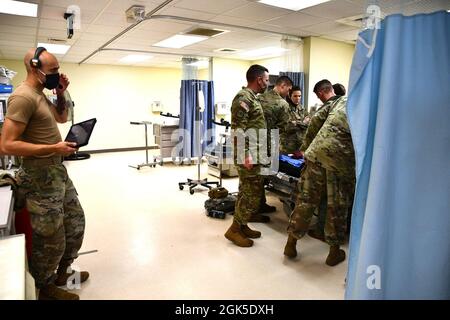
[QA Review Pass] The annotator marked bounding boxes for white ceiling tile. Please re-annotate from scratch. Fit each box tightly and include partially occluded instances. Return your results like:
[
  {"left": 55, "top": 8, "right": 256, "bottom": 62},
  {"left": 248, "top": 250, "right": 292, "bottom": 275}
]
[
  {"left": 224, "top": 2, "right": 291, "bottom": 22},
  {"left": 0, "top": 25, "right": 36, "bottom": 36},
  {"left": 126, "top": 27, "right": 173, "bottom": 40},
  {"left": 79, "top": 32, "right": 117, "bottom": 42},
  {"left": 157, "top": 6, "right": 217, "bottom": 21},
  {"left": 137, "top": 19, "right": 192, "bottom": 32},
  {"left": 0, "top": 14, "right": 38, "bottom": 27},
  {"left": 0, "top": 32, "right": 35, "bottom": 43},
  {"left": 106, "top": 41, "right": 155, "bottom": 51},
  {"left": 71, "top": 39, "right": 106, "bottom": 48},
  {"left": 92, "top": 12, "right": 130, "bottom": 27},
  {"left": 208, "top": 14, "right": 259, "bottom": 27},
  {"left": 346, "top": 0, "right": 416, "bottom": 10},
  {"left": 173, "top": 0, "right": 249, "bottom": 15},
  {"left": 0, "top": 39, "right": 35, "bottom": 49},
  {"left": 41, "top": 0, "right": 112, "bottom": 12},
  {"left": 85, "top": 24, "right": 125, "bottom": 35},
  {"left": 301, "top": 0, "right": 366, "bottom": 19},
  {"left": 302, "top": 21, "right": 359, "bottom": 35},
  {"left": 266, "top": 12, "right": 329, "bottom": 28},
  {"left": 38, "top": 18, "right": 66, "bottom": 30},
  {"left": 251, "top": 22, "right": 294, "bottom": 35}
]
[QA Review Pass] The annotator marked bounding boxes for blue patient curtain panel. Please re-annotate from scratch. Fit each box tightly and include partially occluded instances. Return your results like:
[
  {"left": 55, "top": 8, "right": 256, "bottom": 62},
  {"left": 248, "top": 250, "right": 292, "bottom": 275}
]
[
  {"left": 345, "top": 11, "right": 450, "bottom": 299},
  {"left": 179, "top": 80, "right": 215, "bottom": 159}
]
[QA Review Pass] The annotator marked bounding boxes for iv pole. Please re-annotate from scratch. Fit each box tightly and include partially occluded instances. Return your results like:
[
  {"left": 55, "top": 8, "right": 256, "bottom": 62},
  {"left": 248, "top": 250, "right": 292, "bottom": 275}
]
[{"left": 178, "top": 82, "right": 219, "bottom": 194}]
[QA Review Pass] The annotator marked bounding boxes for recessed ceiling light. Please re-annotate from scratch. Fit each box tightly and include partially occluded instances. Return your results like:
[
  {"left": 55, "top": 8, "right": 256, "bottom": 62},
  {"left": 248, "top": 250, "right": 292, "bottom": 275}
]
[
  {"left": 153, "top": 34, "right": 208, "bottom": 49},
  {"left": 0, "top": 0, "right": 38, "bottom": 17},
  {"left": 119, "top": 54, "right": 153, "bottom": 63},
  {"left": 37, "top": 42, "right": 71, "bottom": 55},
  {"left": 258, "top": 0, "right": 331, "bottom": 11},
  {"left": 239, "top": 47, "right": 288, "bottom": 59}
]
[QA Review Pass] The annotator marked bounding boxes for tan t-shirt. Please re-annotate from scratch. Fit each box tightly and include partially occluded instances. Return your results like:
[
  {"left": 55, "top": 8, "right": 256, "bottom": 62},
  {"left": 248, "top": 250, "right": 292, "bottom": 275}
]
[{"left": 6, "top": 83, "right": 62, "bottom": 158}]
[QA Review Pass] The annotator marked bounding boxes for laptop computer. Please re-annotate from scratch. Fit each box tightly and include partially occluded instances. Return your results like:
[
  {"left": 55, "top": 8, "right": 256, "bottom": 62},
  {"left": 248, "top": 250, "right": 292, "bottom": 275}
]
[{"left": 65, "top": 118, "right": 97, "bottom": 148}]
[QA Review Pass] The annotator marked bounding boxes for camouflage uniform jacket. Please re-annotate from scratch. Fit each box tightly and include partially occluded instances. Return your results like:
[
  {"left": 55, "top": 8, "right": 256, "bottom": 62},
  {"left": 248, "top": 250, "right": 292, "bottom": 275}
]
[
  {"left": 300, "top": 95, "right": 340, "bottom": 152},
  {"left": 283, "top": 101, "right": 309, "bottom": 153},
  {"left": 231, "top": 87, "right": 267, "bottom": 168},
  {"left": 258, "top": 89, "right": 289, "bottom": 153},
  {"left": 304, "top": 96, "right": 355, "bottom": 176}
]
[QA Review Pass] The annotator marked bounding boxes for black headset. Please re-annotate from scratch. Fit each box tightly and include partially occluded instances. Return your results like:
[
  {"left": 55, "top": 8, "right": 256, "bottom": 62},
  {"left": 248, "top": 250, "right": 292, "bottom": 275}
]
[{"left": 30, "top": 47, "right": 47, "bottom": 69}]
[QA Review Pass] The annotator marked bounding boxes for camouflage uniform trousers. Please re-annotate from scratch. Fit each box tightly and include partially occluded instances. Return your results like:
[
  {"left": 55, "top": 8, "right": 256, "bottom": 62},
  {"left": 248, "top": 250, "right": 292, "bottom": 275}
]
[
  {"left": 287, "top": 160, "right": 352, "bottom": 246},
  {"left": 313, "top": 179, "right": 354, "bottom": 238},
  {"left": 234, "top": 165, "right": 264, "bottom": 225},
  {"left": 15, "top": 164, "right": 85, "bottom": 288}
]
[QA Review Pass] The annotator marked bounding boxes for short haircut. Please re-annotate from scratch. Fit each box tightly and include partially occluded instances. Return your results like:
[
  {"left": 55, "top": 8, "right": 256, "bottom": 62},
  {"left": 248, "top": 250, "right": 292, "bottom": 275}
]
[
  {"left": 333, "top": 83, "right": 346, "bottom": 96},
  {"left": 246, "top": 64, "right": 269, "bottom": 82},
  {"left": 275, "top": 75, "right": 293, "bottom": 87},
  {"left": 290, "top": 85, "right": 301, "bottom": 95},
  {"left": 313, "top": 79, "right": 333, "bottom": 94}
]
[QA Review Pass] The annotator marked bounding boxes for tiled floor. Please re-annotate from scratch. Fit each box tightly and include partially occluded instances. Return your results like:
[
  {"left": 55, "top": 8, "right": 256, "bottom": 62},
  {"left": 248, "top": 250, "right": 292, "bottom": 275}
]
[{"left": 62, "top": 151, "right": 347, "bottom": 299}]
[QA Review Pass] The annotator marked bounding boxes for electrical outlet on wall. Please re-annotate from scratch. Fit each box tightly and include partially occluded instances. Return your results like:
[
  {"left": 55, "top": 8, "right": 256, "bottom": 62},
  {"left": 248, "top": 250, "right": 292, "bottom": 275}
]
[{"left": 151, "top": 101, "right": 163, "bottom": 112}]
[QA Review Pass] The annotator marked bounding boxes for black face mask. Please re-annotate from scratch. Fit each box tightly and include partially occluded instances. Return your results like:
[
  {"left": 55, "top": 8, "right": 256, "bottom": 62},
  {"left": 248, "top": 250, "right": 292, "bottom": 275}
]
[{"left": 39, "top": 70, "right": 60, "bottom": 90}]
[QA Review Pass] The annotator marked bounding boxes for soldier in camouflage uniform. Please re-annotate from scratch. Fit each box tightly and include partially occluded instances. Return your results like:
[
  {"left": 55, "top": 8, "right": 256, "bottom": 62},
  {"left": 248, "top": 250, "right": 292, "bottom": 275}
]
[
  {"left": 298, "top": 88, "right": 342, "bottom": 242},
  {"left": 284, "top": 86, "right": 310, "bottom": 154},
  {"left": 255, "top": 76, "right": 293, "bottom": 220},
  {"left": 259, "top": 75, "right": 292, "bottom": 154},
  {"left": 1, "top": 48, "right": 88, "bottom": 299},
  {"left": 284, "top": 80, "right": 355, "bottom": 266},
  {"left": 224, "top": 64, "right": 270, "bottom": 248}
]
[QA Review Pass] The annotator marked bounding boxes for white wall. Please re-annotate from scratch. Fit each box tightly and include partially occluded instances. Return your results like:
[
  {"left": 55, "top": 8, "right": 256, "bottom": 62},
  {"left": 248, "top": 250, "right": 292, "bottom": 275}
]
[
  {"left": 306, "top": 37, "right": 355, "bottom": 108},
  {"left": 0, "top": 59, "right": 182, "bottom": 150}
]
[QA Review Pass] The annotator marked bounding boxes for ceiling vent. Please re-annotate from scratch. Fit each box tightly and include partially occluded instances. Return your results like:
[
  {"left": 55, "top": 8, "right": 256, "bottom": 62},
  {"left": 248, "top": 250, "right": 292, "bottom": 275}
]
[{"left": 184, "top": 28, "right": 227, "bottom": 37}]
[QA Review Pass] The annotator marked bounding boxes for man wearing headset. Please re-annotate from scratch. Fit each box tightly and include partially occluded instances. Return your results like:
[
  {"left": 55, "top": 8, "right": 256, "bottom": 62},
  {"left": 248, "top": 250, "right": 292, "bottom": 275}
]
[{"left": 1, "top": 48, "right": 88, "bottom": 300}]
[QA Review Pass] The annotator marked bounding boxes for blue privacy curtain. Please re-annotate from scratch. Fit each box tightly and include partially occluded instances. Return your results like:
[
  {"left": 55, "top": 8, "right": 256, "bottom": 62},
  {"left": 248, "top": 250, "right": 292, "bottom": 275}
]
[
  {"left": 279, "top": 71, "right": 305, "bottom": 106},
  {"left": 345, "top": 11, "right": 450, "bottom": 300},
  {"left": 179, "top": 80, "right": 215, "bottom": 159}
]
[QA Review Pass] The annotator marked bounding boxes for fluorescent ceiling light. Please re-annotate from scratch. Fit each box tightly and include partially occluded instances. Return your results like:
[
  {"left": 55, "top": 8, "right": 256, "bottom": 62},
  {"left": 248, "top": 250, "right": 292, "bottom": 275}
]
[
  {"left": 239, "top": 47, "right": 288, "bottom": 59},
  {"left": 119, "top": 54, "right": 152, "bottom": 63},
  {"left": 153, "top": 34, "right": 208, "bottom": 49},
  {"left": 258, "top": 0, "right": 331, "bottom": 11},
  {"left": 0, "top": 0, "right": 38, "bottom": 17},
  {"left": 37, "top": 42, "right": 71, "bottom": 55}
]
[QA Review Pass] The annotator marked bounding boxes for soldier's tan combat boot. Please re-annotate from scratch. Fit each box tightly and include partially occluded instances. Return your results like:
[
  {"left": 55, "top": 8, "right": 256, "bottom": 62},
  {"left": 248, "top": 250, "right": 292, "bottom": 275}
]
[
  {"left": 225, "top": 220, "right": 253, "bottom": 247},
  {"left": 55, "top": 266, "right": 90, "bottom": 287},
  {"left": 38, "top": 283, "right": 79, "bottom": 300},
  {"left": 284, "top": 234, "right": 298, "bottom": 258},
  {"left": 241, "top": 224, "right": 261, "bottom": 239},
  {"left": 326, "top": 245, "right": 346, "bottom": 266}
]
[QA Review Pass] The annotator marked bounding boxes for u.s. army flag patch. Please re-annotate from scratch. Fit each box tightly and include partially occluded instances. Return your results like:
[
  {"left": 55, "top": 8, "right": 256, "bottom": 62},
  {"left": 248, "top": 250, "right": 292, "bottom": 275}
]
[{"left": 239, "top": 101, "right": 249, "bottom": 112}]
